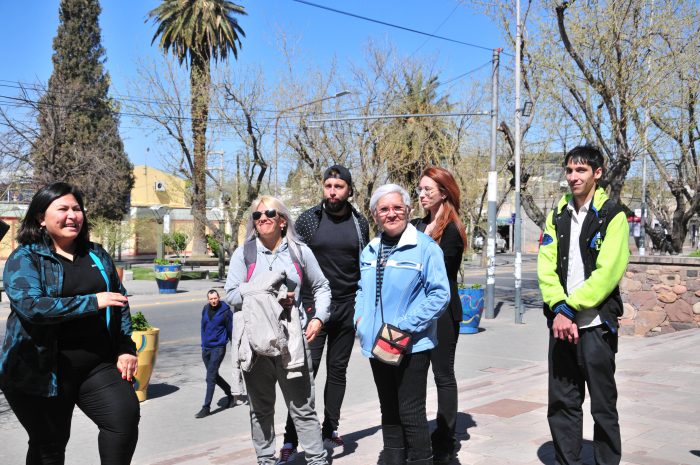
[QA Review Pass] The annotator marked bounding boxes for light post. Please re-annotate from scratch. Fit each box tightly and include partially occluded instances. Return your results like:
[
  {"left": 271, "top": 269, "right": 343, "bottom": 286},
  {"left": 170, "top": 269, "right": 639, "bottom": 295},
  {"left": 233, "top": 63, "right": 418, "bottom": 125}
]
[
  {"left": 274, "top": 91, "right": 351, "bottom": 196},
  {"left": 514, "top": 0, "right": 524, "bottom": 324},
  {"left": 150, "top": 205, "right": 170, "bottom": 261}
]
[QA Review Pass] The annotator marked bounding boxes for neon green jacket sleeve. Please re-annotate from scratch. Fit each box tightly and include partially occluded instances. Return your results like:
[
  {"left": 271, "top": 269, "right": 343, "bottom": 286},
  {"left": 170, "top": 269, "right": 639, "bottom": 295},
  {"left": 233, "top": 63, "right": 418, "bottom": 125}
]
[
  {"left": 566, "top": 211, "right": 630, "bottom": 310},
  {"left": 537, "top": 211, "right": 568, "bottom": 308}
]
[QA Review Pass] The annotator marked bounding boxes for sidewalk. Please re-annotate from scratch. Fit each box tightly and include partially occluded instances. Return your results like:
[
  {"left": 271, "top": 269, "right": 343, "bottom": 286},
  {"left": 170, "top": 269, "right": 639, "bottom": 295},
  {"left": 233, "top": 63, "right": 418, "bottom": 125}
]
[
  {"left": 137, "top": 302, "right": 699, "bottom": 465},
  {"left": 1, "top": 275, "right": 698, "bottom": 465}
]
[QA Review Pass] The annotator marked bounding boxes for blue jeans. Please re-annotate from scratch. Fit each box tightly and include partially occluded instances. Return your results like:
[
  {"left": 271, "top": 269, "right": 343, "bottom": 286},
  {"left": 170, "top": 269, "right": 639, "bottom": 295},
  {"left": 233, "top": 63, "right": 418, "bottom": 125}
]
[{"left": 202, "top": 346, "right": 231, "bottom": 408}]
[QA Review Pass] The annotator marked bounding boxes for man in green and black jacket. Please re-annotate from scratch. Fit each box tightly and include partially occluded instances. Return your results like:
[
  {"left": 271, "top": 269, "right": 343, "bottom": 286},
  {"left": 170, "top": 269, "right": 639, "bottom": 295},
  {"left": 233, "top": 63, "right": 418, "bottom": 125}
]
[{"left": 538, "top": 145, "right": 629, "bottom": 465}]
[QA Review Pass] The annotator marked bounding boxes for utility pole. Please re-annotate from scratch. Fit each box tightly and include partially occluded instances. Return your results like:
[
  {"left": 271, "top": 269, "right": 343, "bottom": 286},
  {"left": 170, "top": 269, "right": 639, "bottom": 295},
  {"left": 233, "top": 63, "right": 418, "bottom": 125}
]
[
  {"left": 640, "top": 0, "right": 655, "bottom": 256},
  {"left": 514, "top": 0, "right": 524, "bottom": 323},
  {"left": 485, "top": 48, "right": 501, "bottom": 319}
]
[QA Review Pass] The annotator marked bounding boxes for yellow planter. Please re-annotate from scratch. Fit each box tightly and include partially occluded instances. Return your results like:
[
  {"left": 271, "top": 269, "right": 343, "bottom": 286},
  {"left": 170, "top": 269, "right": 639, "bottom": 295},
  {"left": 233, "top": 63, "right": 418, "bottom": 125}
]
[{"left": 131, "top": 327, "right": 160, "bottom": 402}]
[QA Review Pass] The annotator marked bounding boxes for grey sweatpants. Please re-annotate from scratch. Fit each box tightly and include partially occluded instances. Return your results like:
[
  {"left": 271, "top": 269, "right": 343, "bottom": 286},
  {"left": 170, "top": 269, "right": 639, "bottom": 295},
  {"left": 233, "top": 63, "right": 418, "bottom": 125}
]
[{"left": 243, "top": 349, "right": 327, "bottom": 465}]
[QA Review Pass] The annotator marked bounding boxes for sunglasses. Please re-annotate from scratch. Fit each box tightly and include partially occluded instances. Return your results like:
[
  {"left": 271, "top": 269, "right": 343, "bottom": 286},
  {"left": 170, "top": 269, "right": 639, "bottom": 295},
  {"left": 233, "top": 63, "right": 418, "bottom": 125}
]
[{"left": 252, "top": 209, "right": 278, "bottom": 221}]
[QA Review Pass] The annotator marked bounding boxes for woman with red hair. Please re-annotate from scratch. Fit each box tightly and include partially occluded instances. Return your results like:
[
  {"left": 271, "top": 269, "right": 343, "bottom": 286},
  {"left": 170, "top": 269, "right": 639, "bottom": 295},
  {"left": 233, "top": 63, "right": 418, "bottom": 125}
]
[{"left": 411, "top": 166, "right": 467, "bottom": 464}]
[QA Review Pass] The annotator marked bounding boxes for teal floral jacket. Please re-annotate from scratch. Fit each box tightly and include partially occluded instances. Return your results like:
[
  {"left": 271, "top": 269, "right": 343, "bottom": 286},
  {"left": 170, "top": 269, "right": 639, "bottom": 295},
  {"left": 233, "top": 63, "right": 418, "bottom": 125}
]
[{"left": 0, "top": 241, "right": 135, "bottom": 397}]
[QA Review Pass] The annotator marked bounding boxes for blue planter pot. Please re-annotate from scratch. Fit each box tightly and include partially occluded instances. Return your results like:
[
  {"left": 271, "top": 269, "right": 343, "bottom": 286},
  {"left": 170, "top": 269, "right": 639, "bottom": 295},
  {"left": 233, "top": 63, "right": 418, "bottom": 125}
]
[
  {"left": 458, "top": 288, "right": 484, "bottom": 334},
  {"left": 154, "top": 264, "right": 182, "bottom": 294}
]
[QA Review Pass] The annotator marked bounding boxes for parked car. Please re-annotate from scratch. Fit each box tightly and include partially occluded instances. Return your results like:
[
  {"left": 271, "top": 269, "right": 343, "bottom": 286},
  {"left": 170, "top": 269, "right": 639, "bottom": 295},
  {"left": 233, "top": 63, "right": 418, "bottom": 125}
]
[{"left": 473, "top": 233, "right": 507, "bottom": 253}]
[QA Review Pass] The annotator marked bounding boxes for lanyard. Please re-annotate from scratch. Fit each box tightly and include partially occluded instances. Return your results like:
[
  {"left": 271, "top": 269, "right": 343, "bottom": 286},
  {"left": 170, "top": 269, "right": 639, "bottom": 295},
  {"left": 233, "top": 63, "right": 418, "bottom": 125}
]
[{"left": 88, "top": 251, "right": 111, "bottom": 331}]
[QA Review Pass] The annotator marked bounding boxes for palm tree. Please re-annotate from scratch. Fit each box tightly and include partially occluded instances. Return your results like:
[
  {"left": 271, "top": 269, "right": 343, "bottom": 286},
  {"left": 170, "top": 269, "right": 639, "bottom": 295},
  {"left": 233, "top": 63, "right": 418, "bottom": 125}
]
[
  {"left": 148, "top": 0, "right": 246, "bottom": 255},
  {"left": 383, "top": 71, "right": 453, "bottom": 189}
]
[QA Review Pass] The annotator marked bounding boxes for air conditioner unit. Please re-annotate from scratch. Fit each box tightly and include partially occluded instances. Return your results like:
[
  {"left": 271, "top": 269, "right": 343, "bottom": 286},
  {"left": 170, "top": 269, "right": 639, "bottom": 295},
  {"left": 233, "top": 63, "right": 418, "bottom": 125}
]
[{"left": 154, "top": 181, "right": 166, "bottom": 192}]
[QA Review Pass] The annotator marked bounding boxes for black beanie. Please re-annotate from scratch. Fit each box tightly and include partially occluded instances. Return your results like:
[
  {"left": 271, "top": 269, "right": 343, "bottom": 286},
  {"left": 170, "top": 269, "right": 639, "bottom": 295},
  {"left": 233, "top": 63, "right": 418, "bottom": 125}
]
[{"left": 323, "top": 165, "right": 353, "bottom": 188}]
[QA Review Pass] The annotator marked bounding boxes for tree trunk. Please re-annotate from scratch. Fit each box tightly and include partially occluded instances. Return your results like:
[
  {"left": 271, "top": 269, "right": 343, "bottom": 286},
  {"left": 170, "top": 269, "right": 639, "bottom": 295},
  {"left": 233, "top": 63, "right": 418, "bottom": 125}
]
[{"left": 190, "top": 59, "right": 210, "bottom": 256}]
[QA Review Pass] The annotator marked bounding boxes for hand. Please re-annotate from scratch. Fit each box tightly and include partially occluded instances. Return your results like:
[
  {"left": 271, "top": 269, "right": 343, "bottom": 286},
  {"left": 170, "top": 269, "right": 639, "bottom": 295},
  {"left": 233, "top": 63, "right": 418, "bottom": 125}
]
[
  {"left": 117, "top": 353, "right": 138, "bottom": 381},
  {"left": 305, "top": 318, "right": 322, "bottom": 342},
  {"left": 96, "top": 292, "right": 128, "bottom": 309},
  {"left": 278, "top": 291, "right": 295, "bottom": 311},
  {"left": 552, "top": 313, "right": 579, "bottom": 344}
]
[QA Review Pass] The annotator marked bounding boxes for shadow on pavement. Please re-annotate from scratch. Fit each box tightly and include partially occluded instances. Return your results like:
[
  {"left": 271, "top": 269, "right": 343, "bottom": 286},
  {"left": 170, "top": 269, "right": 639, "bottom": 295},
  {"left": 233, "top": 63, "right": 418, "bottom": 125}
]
[
  {"left": 328, "top": 424, "right": 381, "bottom": 462},
  {"left": 145, "top": 382, "right": 179, "bottom": 400},
  {"left": 691, "top": 450, "right": 700, "bottom": 457},
  {"left": 494, "top": 302, "right": 503, "bottom": 318},
  {"left": 537, "top": 440, "right": 595, "bottom": 464}
]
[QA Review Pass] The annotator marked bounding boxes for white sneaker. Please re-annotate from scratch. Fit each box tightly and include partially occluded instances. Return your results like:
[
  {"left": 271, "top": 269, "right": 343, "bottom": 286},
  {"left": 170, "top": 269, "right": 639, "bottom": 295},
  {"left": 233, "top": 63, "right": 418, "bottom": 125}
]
[
  {"left": 323, "top": 431, "right": 344, "bottom": 448},
  {"left": 276, "top": 443, "right": 298, "bottom": 464}
]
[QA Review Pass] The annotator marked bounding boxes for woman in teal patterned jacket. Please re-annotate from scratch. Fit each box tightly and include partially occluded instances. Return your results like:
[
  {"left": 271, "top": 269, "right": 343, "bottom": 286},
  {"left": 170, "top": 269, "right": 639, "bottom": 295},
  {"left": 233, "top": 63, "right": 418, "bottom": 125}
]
[{"left": 0, "top": 182, "right": 139, "bottom": 464}]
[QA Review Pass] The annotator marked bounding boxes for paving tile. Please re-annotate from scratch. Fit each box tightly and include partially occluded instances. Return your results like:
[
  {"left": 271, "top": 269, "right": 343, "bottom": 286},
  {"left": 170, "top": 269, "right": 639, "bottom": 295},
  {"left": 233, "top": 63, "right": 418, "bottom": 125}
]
[{"left": 469, "top": 398, "right": 547, "bottom": 418}]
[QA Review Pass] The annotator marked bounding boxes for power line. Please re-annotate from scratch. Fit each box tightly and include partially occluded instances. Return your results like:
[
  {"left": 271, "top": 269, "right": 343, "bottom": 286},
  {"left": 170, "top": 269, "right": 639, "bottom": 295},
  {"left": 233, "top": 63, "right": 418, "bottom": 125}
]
[{"left": 292, "top": 0, "right": 512, "bottom": 56}]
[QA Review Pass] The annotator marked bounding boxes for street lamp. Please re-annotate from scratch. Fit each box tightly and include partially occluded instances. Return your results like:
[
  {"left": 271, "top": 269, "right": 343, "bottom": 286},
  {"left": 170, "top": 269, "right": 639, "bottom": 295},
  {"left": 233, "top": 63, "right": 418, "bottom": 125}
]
[
  {"left": 150, "top": 205, "right": 170, "bottom": 260},
  {"left": 274, "top": 91, "right": 351, "bottom": 195}
]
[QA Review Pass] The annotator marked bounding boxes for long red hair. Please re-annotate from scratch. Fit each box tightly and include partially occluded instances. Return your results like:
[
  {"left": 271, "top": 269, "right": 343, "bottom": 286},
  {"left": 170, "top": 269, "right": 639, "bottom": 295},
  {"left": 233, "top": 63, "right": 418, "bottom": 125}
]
[{"left": 420, "top": 166, "right": 467, "bottom": 251}]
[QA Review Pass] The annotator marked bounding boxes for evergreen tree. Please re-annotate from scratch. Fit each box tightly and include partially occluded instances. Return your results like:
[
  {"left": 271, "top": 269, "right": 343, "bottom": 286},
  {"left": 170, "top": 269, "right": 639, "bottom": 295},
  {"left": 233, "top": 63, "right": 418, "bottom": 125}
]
[{"left": 31, "top": 0, "right": 133, "bottom": 220}]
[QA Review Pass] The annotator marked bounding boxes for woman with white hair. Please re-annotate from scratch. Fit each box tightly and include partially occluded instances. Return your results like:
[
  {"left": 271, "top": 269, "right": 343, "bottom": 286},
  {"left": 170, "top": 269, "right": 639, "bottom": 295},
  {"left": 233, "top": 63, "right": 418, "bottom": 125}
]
[
  {"left": 354, "top": 184, "right": 450, "bottom": 465},
  {"left": 225, "top": 195, "right": 331, "bottom": 465}
]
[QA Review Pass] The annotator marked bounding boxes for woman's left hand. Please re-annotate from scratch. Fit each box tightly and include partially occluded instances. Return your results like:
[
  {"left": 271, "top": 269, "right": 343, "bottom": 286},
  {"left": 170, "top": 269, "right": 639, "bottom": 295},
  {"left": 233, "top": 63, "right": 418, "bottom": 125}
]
[
  {"left": 117, "top": 353, "right": 138, "bottom": 382},
  {"left": 305, "top": 318, "right": 322, "bottom": 342}
]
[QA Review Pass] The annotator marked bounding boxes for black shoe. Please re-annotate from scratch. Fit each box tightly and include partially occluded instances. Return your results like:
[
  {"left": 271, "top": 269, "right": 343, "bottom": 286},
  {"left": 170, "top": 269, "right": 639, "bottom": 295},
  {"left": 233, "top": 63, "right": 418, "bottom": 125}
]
[
  {"left": 225, "top": 394, "right": 234, "bottom": 408},
  {"left": 195, "top": 406, "right": 210, "bottom": 418},
  {"left": 433, "top": 449, "right": 455, "bottom": 464}
]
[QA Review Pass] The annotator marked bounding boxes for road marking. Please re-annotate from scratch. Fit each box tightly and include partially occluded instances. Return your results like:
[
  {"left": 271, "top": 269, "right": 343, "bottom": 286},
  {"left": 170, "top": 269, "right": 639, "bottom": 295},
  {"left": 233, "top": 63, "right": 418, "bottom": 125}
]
[{"left": 132, "top": 297, "right": 202, "bottom": 308}]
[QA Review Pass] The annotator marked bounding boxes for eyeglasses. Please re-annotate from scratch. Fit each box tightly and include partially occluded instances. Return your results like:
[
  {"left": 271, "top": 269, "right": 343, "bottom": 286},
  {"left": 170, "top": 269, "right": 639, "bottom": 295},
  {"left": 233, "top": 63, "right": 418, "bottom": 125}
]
[
  {"left": 415, "top": 186, "right": 436, "bottom": 195},
  {"left": 252, "top": 209, "right": 278, "bottom": 221},
  {"left": 377, "top": 206, "right": 407, "bottom": 217}
]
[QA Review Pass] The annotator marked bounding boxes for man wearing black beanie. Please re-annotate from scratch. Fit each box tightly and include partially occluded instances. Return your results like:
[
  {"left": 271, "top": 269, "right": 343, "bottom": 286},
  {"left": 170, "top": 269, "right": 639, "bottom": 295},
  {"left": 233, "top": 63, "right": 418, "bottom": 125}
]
[{"left": 277, "top": 165, "right": 370, "bottom": 463}]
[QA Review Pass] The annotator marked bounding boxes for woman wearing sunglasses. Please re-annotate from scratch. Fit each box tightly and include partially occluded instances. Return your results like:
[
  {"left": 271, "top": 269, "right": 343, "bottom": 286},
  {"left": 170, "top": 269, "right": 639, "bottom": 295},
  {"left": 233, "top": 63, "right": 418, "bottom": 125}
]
[
  {"left": 411, "top": 166, "right": 467, "bottom": 464},
  {"left": 224, "top": 196, "right": 331, "bottom": 465}
]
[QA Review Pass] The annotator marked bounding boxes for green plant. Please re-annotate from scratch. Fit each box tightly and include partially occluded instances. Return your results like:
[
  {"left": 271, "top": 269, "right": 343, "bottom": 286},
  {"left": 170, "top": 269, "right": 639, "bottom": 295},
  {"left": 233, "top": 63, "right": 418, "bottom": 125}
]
[
  {"left": 163, "top": 231, "right": 190, "bottom": 259},
  {"left": 154, "top": 258, "right": 181, "bottom": 265},
  {"left": 689, "top": 249, "right": 700, "bottom": 257},
  {"left": 91, "top": 217, "right": 129, "bottom": 257},
  {"left": 207, "top": 233, "right": 231, "bottom": 258},
  {"left": 131, "top": 311, "right": 153, "bottom": 331},
  {"left": 458, "top": 283, "right": 483, "bottom": 290}
]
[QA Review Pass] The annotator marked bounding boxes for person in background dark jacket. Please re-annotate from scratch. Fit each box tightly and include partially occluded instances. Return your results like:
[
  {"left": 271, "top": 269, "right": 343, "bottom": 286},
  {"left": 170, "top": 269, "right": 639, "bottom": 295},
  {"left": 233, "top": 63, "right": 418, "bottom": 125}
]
[
  {"left": 411, "top": 166, "right": 467, "bottom": 465},
  {"left": 0, "top": 182, "right": 139, "bottom": 465},
  {"left": 195, "top": 289, "right": 234, "bottom": 418}
]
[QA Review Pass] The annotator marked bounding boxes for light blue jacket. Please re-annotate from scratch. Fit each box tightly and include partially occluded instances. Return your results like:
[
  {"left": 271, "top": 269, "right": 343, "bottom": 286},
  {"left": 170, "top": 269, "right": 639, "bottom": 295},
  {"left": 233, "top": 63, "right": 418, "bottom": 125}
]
[{"left": 354, "top": 224, "right": 449, "bottom": 357}]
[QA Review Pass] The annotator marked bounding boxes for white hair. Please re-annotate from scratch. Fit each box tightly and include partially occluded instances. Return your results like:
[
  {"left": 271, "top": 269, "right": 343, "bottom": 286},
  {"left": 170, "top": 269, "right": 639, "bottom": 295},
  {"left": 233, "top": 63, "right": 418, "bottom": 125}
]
[{"left": 369, "top": 184, "right": 412, "bottom": 214}]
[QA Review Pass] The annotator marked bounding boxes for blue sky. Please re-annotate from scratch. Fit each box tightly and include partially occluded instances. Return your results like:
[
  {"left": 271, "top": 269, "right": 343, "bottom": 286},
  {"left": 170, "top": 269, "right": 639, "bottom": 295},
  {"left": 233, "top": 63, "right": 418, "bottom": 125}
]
[{"left": 0, "top": 0, "right": 508, "bottom": 170}]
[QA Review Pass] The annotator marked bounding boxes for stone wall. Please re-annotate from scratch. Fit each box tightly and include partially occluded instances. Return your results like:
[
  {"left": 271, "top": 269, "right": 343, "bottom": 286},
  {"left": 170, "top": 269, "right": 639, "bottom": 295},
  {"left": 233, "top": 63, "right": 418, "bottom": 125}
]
[{"left": 620, "top": 255, "right": 700, "bottom": 336}]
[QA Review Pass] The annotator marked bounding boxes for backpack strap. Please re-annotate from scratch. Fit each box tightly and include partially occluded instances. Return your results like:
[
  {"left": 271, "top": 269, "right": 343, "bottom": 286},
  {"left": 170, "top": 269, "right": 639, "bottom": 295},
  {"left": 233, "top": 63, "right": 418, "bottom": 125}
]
[
  {"left": 243, "top": 238, "right": 257, "bottom": 283},
  {"left": 88, "top": 250, "right": 111, "bottom": 331},
  {"left": 286, "top": 240, "right": 304, "bottom": 283},
  {"left": 243, "top": 237, "right": 304, "bottom": 283}
]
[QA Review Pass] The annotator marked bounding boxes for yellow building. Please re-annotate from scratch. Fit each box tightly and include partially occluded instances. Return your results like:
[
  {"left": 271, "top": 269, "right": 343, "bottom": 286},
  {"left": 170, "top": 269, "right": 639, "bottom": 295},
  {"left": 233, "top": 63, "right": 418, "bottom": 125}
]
[
  {"left": 128, "top": 165, "right": 192, "bottom": 257},
  {"left": 131, "top": 165, "right": 189, "bottom": 209}
]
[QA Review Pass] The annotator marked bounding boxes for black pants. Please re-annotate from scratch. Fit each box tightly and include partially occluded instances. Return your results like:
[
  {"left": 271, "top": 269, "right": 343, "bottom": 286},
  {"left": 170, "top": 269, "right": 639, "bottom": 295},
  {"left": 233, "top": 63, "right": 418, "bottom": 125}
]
[
  {"left": 284, "top": 299, "right": 355, "bottom": 444},
  {"left": 3, "top": 362, "right": 140, "bottom": 465},
  {"left": 429, "top": 312, "right": 460, "bottom": 453},
  {"left": 202, "top": 345, "right": 231, "bottom": 408},
  {"left": 371, "top": 350, "right": 432, "bottom": 462},
  {"left": 548, "top": 326, "right": 621, "bottom": 465}
]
